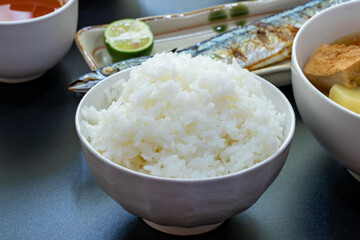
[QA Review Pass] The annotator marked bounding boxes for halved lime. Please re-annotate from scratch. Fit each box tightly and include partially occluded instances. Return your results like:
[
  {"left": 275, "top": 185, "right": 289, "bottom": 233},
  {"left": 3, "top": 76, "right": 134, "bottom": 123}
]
[{"left": 104, "top": 19, "right": 154, "bottom": 61}]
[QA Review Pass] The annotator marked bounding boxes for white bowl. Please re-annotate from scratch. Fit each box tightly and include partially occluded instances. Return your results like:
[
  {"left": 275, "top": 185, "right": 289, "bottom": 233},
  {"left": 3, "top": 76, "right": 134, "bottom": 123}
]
[
  {"left": 0, "top": 0, "right": 78, "bottom": 83},
  {"left": 75, "top": 68, "right": 295, "bottom": 235},
  {"left": 292, "top": 1, "right": 360, "bottom": 181}
]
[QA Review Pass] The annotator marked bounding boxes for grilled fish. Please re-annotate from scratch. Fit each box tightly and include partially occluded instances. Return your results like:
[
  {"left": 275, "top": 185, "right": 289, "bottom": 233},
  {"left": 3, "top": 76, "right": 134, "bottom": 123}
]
[{"left": 69, "top": 0, "right": 351, "bottom": 93}]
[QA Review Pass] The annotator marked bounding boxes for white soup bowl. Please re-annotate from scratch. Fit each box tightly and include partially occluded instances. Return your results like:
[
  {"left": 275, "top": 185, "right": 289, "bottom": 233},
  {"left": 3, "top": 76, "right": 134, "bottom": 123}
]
[
  {"left": 292, "top": 1, "right": 360, "bottom": 181},
  {"left": 0, "top": 0, "right": 78, "bottom": 83}
]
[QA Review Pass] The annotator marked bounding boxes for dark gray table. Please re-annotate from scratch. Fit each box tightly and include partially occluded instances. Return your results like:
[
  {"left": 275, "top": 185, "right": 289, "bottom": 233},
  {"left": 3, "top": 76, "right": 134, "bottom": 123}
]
[{"left": 1, "top": 0, "right": 359, "bottom": 239}]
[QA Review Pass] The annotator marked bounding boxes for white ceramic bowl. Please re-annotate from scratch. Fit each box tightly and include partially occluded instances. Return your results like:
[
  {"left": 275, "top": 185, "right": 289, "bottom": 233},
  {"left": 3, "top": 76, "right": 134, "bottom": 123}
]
[
  {"left": 292, "top": 1, "right": 360, "bottom": 181},
  {"left": 0, "top": 0, "right": 78, "bottom": 83},
  {"left": 75, "top": 69, "right": 295, "bottom": 235}
]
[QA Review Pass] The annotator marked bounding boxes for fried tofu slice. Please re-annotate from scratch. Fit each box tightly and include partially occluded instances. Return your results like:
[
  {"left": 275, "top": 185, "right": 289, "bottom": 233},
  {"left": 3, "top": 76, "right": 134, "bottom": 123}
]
[{"left": 303, "top": 44, "right": 360, "bottom": 92}]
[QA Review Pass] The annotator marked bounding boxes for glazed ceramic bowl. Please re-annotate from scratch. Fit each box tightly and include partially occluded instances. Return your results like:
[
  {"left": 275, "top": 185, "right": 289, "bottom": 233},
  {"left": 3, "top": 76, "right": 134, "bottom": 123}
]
[
  {"left": 75, "top": 68, "right": 295, "bottom": 235},
  {"left": 0, "top": 0, "right": 78, "bottom": 83},
  {"left": 292, "top": 1, "right": 360, "bottom": 181}
]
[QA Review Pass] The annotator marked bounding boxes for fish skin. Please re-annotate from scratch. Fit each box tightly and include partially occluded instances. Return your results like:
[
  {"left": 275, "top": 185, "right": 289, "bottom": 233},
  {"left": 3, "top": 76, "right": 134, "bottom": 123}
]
[
  {"left": 68, "top": 0, "right": 351, "bottom": 93},
  {"left": 180, "top": 0, "right": 349, "bottom": 69}
]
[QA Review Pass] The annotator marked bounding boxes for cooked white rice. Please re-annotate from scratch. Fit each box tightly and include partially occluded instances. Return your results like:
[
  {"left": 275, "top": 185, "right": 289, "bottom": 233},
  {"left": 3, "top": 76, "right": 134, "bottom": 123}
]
[{"left": 81, "top": 52, "right": 285, "bottom": 179}]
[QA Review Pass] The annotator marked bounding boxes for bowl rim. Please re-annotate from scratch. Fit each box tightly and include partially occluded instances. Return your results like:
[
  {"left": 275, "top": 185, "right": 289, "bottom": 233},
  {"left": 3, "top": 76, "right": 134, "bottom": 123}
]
[
  {"left": 0, "top": 0, "right": 77, "bottom": 25},
  {"left": 291, "top": 0, "right": 360, "bottom": 120},
  {"left": 75, "top": 68, "right": 295, "bottom": 183}
]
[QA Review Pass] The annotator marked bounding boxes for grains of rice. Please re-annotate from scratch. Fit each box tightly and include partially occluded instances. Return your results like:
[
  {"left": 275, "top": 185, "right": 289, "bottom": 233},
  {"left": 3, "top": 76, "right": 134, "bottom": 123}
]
[{"left": 81, "top": 52, "right": 285, "bottom": 179}]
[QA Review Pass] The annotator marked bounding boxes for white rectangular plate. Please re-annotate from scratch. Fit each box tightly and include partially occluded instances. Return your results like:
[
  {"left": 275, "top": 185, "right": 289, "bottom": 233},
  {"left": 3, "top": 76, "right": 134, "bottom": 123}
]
[{"left": 75, "top": 0, "right": 309, "bottom": 87}]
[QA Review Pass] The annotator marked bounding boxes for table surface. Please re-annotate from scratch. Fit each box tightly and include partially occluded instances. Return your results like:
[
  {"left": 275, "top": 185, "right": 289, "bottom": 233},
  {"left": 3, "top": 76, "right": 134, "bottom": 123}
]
[{"left": 1, "top": 0, "right": 359, "bottom": 239}]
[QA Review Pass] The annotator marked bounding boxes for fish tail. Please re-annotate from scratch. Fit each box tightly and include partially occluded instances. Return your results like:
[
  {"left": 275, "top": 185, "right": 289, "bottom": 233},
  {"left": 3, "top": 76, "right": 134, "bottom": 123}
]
[{"left": 68, "top": 56, "right": 150, "bottom": 93}]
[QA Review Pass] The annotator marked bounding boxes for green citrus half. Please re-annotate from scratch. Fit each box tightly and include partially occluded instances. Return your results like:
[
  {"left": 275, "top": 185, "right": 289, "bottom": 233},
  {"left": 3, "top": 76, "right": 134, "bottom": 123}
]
[{"left": 104, "top": 19, "right": 154, "bottom": 61}]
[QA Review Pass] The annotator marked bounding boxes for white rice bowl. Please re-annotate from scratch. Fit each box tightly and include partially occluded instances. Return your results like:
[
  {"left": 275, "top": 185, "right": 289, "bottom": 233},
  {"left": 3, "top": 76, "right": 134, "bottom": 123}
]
[{"left": 81, "top": 52, "right": 285, "bottom": 179}]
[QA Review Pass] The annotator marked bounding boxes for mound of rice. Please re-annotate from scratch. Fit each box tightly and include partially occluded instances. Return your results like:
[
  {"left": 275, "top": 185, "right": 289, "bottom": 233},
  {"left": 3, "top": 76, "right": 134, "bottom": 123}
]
[{"left": 82, "top": 52, "right": 285, "bottom": 179}]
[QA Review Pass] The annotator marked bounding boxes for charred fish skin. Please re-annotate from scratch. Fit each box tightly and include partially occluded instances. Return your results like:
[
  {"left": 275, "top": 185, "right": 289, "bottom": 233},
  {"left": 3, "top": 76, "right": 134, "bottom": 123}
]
[
  {"left": 68, "top": 0, "right": 350, "bottom": 93},
  {"left": 180, "top": 0, "right": 349, "bottom": 70}
]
